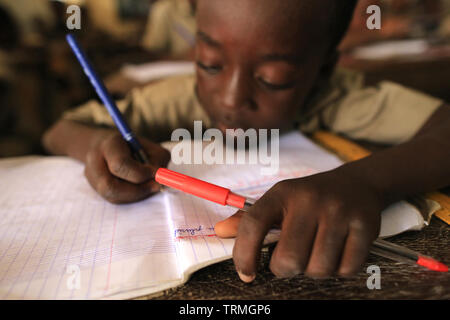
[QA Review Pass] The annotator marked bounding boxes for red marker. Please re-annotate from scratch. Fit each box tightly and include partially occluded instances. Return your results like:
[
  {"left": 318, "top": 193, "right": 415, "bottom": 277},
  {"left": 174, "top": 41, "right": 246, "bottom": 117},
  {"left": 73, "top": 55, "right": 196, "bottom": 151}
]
[
  {"left": 155, "top": 168, "right": 255, "bottom": 211},
  {"left": 372, "top": 239, "right": 448, "bottom": 272},
  {"left": 155, "top": 168, "right": 448, "bottom": 273}
]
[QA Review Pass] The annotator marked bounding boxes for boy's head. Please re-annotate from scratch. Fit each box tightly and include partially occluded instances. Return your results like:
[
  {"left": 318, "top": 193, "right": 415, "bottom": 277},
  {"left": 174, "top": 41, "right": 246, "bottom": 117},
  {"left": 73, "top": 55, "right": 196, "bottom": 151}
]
[{"left": 194, "top": 0, "right": 357, "bottom": 133}]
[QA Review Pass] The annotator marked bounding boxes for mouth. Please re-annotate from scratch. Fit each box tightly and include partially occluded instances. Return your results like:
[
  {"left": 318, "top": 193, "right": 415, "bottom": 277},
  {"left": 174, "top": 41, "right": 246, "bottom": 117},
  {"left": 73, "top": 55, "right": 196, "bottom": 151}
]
[{"left": 216, "top": 122, "right": 247, "bottom": 137}]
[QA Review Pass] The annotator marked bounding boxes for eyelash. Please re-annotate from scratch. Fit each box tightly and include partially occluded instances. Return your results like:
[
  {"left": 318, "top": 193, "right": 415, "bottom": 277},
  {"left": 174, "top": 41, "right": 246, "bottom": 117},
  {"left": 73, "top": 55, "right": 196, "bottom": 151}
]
[
  {"left": 196, "top": 62, "right": 222, "bottom": 75},
  {"left": 256, "top": 77, "right": 296, "bottom": 91},
  {"left": 197, "top": 61, "right": 295, "bottom": 91}
]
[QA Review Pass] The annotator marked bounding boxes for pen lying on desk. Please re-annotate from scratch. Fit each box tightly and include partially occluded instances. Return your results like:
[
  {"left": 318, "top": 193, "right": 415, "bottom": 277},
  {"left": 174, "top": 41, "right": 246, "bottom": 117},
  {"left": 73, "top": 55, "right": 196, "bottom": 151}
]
[{"left": 156, "top": 168, "right": 449, "bottom": 273}]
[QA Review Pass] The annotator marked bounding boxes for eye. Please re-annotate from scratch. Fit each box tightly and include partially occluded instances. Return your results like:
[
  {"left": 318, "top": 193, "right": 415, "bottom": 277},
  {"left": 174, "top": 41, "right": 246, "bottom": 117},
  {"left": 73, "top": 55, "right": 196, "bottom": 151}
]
[
  {"left": 196, "top": 61, "right": 222, "bottom": 75},
  {"left": 256, "top": 77, "right": 296, "bottom": 91}
]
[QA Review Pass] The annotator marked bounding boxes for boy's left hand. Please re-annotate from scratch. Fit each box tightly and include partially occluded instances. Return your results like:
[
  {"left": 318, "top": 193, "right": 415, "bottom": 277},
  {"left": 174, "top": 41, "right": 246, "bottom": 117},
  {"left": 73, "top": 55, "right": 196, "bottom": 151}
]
[{"left": 214, "top": 169, "right": 384, "bottom": 282}]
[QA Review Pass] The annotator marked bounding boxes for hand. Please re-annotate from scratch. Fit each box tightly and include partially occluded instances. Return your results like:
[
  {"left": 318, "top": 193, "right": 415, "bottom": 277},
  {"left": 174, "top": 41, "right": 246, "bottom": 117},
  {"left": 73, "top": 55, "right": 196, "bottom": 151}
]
[
  {"left": 84, "top": 132, "right": 170, "bottom": 204},
  {"left": 215, "top": 169, "right": 384, "bottom": 281}
]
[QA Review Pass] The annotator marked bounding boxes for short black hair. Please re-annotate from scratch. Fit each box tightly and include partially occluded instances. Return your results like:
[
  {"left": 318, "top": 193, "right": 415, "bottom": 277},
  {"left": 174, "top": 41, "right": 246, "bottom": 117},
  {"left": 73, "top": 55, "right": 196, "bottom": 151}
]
[{"left": 329, "top": 0, "right": 358, "bottom": 50}]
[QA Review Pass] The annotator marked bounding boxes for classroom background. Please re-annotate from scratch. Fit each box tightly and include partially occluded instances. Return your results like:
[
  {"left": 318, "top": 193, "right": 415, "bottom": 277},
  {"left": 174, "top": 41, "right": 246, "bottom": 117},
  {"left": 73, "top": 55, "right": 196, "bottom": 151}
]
[{"left": 0, "top": 0, "right": 450, "bottom": 158}]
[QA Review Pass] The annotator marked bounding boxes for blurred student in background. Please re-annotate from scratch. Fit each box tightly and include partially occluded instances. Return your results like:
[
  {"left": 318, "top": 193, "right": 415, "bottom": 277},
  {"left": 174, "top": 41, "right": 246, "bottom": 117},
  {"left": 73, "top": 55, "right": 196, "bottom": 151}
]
[{"left": 141, "top": 0, "right": 196, "bottom": 60}]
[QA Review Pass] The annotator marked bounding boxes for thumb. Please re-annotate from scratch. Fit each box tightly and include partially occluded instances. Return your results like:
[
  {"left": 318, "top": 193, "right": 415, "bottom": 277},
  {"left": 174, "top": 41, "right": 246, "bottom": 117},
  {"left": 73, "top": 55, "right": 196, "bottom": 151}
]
[{"left": 214, "top": 210, "right": 245, "bottom": 238}]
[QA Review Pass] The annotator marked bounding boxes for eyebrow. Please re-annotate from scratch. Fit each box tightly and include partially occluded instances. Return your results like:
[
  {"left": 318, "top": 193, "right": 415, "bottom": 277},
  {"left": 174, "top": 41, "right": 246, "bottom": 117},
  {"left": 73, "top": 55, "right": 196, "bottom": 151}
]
[
  {"left": 196, "top": 31, "right": 222, "bottom": 48},
  {"left": 260, "top": 53, "right": 304, "bottom": 65}
]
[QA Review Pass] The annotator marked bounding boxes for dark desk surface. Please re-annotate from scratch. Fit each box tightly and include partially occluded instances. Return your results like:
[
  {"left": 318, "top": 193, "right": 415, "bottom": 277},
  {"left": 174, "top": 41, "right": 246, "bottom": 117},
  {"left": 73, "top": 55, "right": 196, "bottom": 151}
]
[{"left": 141, "top": 217, "right": 449, "bottom": 300}]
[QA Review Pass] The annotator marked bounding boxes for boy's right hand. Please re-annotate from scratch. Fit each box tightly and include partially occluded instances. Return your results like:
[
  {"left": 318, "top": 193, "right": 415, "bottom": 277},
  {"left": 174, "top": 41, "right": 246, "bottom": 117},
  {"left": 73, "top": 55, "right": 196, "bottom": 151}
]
[{"left": 84, "top": 132, "right": 171, "bottom": 204}]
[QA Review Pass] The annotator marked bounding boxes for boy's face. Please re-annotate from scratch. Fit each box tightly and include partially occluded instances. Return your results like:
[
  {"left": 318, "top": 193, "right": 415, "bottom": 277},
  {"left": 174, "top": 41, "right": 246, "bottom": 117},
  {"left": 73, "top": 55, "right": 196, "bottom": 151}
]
[{"left": 195, "top": 0, "right": 335, "bottom": 133}]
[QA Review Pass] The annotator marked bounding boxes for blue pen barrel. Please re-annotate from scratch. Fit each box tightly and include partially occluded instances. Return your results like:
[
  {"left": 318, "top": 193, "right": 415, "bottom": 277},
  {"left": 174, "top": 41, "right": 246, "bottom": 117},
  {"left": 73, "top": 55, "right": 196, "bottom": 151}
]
[{"left": 66, "top": 34, "right": 148, "bottom": 163}]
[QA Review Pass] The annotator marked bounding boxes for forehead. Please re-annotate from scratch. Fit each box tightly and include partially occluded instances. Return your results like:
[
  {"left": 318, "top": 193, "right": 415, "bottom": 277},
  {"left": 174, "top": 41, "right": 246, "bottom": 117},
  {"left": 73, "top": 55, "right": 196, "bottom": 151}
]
[{"left": 196, "top": 0, "right": 332, "bottom": 53}]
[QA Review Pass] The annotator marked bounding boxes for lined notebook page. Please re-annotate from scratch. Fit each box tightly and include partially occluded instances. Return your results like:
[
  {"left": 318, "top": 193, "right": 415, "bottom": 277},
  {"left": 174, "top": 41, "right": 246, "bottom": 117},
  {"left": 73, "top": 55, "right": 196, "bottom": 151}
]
[
  {"left": 0, "top": 132, "right": 426, "bottom": 299},
  {"left": 0, "top": 157, "right": 182, "bottom": 299}
]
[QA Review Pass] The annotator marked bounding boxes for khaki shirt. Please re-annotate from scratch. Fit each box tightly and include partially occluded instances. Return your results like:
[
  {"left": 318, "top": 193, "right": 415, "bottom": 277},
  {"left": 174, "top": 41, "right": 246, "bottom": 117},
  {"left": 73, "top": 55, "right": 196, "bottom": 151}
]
[
  {"left": 62, "top": 69, "right": 443, "bottom": 145},
  {"left": 141, "top": 0, "right": 196, "bottom": 57},
  {"left": 85, "top": 0, "right": 141, "bottom": 40}
]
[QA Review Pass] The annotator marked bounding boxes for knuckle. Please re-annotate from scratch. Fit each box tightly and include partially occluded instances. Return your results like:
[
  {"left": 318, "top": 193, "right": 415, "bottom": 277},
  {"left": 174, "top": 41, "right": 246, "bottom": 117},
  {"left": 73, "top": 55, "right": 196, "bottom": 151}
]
[
  {"left": 297, "top": 187, "right": 319, "bottom": 206},
  {"left": 322, "top": 197, "right": 346, "bottom": 223},
  {"left": 349, "top": 216, "right": 379, "bottom": 239},
  {"left": 110, "top": 156, "right": 131, "bottom": 178},
  {"left": 325, "top": 196, "right": 345, "bottom": 213},
  {"left": 349, "top": 217, "right": 368, "bottom": 233},
  {"left": 325, "top": 194, "right": 345, "bottom": 211}
]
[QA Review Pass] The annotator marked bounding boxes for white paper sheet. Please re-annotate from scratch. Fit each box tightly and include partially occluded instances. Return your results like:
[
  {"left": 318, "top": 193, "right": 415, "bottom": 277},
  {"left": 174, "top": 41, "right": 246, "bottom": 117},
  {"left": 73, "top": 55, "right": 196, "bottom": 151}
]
[{"left": 121, "top": 61, "right": 195, "bottom": 83}]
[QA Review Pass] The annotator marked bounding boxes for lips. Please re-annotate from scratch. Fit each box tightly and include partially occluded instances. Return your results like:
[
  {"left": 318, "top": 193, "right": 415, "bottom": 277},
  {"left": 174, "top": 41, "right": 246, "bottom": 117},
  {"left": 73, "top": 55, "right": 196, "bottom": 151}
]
[
  {"left": 216, "top": 122, "right": 244, "bottom": 134},
  {"left": 217, "top": 123, "right": 256, "bottom": 141},
  {"left": 217, "top": 122, "right": 235, "bottom": 132}
]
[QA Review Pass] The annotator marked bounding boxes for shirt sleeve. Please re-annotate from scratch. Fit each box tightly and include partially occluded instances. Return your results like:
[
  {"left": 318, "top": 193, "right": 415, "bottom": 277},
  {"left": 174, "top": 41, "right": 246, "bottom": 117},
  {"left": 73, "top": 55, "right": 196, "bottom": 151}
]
[
  {"left": 61, "top": 75, "right": 211, "bottom": 142},
  {"left": 141, "top": 0, "right": 171, "bottom": 53},
  {"left": 320, "top": 80, "right": 443, "bottom": 145}
]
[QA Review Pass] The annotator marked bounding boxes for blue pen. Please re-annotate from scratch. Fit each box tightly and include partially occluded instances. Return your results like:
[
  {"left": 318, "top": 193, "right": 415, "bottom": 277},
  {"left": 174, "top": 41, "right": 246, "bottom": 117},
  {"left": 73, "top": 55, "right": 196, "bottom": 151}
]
[{"left": 66, "top": 33, "right": 150, "bottom": 164}]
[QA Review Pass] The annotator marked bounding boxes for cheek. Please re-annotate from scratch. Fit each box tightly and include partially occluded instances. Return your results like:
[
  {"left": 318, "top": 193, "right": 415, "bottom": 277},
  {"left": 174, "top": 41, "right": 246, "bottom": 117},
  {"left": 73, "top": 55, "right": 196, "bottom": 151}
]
[
  {"left": 253, "top": 91, "right": 303, "bottom": 128},
  {"left": 196, "top": 72, "right": 218, "bottom": 107}
]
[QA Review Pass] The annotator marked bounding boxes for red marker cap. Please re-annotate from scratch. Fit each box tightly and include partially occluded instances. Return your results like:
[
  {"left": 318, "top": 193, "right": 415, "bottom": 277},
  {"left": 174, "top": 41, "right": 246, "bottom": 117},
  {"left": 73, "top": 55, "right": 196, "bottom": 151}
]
[
  {"left": 417, "top": 256, "right": 449, "bottom": 272},
  {"left": 155, "top": 168, "right": 246, "bottom": 209}
]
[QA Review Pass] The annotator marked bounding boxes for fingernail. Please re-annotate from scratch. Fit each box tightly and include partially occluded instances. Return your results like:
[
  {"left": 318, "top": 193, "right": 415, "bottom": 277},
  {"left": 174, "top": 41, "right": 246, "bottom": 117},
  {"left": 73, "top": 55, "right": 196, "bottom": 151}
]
[{"left": 237, "top": 270, "right": 255, "bottom": 283}]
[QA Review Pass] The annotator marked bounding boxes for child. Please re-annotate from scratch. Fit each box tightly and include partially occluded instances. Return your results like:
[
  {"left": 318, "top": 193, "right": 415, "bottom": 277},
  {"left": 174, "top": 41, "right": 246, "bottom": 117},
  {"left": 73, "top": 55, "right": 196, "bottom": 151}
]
[
  {"left": 141, "top": 0, "right": 197, "bottom": 59},
  {"left": 43, "top": 0, "right": 450, "bottom": 282}
]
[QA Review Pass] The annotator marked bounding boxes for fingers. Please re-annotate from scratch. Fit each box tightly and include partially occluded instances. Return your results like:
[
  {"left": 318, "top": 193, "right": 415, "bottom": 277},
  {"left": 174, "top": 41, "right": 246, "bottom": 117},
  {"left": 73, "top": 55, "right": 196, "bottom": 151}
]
[
  {"left": 233, "top": 195, "right": 283, "bottom": 283},
  {"left": 214, "top": 210, "right": 244, "bottom": 238},
  {"left": 305, "top": 219, "right": 348, "bottom": 278},
  {"left": 84, "top": 133, "right": 171, "bottom": 204},
  {"left": 85, "top": 148, "right": 158, "bottom": 204},
  {"left": 337, "top": 224, "right": 376, "bottom": 276},
  {"left": 269, "top": 211, "right": 317, "bottom": 278},
  {"left": 140, "top": 139, "right": 171, "bottom": 167},
  {"left": 102, "top": 135, "right": 157, "bottom": 184}
]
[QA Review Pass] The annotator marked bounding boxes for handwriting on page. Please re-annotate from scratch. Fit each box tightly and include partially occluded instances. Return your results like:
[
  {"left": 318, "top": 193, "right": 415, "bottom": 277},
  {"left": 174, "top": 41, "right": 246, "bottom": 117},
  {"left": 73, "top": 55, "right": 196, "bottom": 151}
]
[{"left": 174, "top": 226, "right": 216, "bottom": 240}]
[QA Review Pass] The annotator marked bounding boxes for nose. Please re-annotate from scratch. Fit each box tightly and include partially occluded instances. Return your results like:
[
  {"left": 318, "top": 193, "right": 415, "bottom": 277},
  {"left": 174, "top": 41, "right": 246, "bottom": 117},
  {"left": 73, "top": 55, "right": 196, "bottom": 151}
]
[{"left": 220, "top": 68, "right": 252, "bottom": 111}]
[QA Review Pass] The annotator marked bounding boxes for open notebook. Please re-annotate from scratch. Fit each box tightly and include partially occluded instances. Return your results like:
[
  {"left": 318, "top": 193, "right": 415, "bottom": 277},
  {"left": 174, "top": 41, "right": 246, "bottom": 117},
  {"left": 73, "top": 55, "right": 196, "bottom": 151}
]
[{"left": 0, "top": 132, "right": 428, "bottom": 299}]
